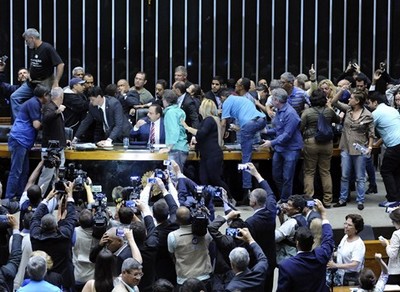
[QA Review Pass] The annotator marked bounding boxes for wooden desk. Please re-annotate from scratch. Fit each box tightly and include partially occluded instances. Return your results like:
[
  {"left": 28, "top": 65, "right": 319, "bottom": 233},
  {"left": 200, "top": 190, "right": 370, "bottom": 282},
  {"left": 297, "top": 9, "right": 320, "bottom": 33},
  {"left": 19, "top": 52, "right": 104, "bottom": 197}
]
[
  {"left": 333, "top": 286, "right": 356, "bottom": 292},
  {"left": 0, "top": 144, "right": 273, "bottom": 160}
]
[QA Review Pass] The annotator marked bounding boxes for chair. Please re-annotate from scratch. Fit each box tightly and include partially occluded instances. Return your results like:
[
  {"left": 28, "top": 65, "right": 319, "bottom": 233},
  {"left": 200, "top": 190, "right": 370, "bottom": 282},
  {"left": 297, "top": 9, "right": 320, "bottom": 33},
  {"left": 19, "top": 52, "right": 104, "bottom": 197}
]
[
  {"left": 359, "top": 224, "right": 375, "bottom": 240},
  {"left": 0, "top": 125, "right": 12, "bottom": 143},
  {"left": 135, "top": 108, "right": 149, "bottom": 122}
]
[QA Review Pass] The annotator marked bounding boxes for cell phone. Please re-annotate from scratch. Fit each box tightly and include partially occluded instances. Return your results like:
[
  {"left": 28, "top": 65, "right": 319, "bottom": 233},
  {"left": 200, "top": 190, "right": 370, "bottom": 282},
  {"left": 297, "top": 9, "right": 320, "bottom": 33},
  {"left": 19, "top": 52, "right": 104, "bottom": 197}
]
[
  {"left": 163, "top": 160, "right": 171, "bottom": 166},
  {"left": 125, "top": 200, "right": 136, "bottom": 208},
  {"left": 226, "top": 227, "right": 240, "bottom": 237},
  {"left": 238, "top": 164, "right": 249, "bottom": 171},
  {"left": 147, "top": 178, "right": 157, "bottom": 184},
  {"left": 307, "top": 200, "right": 315, "bottom": 208},
  {"left": 116, "top": 228, "right": 124, "bottom": 237}
]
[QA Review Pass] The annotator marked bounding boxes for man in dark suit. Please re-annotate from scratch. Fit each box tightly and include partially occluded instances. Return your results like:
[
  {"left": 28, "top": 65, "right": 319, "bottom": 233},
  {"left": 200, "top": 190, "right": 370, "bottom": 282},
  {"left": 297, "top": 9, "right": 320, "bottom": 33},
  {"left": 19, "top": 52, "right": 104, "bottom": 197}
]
[
  {"left": 30, "top": 183, "right": 77, "bottom": 291},
  {"left": 136, "top": 177, "right": 179, "bottom": 285},
  {"left": 277, "top": 199, "right": 334, "bottom": 292},
  {"left": 242, "top": 162, "right": 277, "bottom": 292},
  {"left": 130, "top": 104, "right": 166, "bottom": 144},
  {"left": 172, "top": 81, "right": 199, "bottom": 142},
  {"left": 225, "top": 227, "right": 268, "bottom": 292},
  {"left": 73, "top": 86, "right": 132, "bottom": 146}
]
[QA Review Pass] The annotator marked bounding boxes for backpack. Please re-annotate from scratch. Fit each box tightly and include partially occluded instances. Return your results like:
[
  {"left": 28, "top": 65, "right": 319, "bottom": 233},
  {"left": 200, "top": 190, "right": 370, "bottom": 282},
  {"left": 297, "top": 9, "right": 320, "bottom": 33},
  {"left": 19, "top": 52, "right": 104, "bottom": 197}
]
[{"left": 314, "top": 108, "right": 333, "bottom": 143}]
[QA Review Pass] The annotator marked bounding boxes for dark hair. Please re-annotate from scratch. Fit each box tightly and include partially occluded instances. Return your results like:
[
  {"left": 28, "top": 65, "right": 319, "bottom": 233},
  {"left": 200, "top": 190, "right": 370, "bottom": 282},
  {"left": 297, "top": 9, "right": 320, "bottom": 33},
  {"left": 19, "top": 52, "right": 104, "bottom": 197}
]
[
  {"left": 152, "top": 199, "right": 169, "bottom": 222},
  {"left": 229, "top": 218, "right": 246, "bottom": 229},
  {"left": 389, "top": 208, "right": 400, "bottom": 224},
  {"left": 368, "top": 91, "right": 388, "bottom": 105},
  {"left": 136, "top": 71, "right": 147, "bottom": 80},
  {"left": 310, "top": 88, "right": 328, "bottom": 107},
  {"left": 359, "top": 268, "right": 376, "bottom": 290},
  {"left": 256, "top": 84, "right": 268, "bottom": 93},
  {"left": 33, "top": 84, "right": 50, "bottom": 98},
  {"left": 118, "top": 207, "right": 134, "bottom": 224},
  {"left": 23, "top": 212, "right": 34, "bottom": 230},
  {"left": 295, "top": 226, "right": 314, "bottom": 251},
  {"left": 156, "top": 79, "right": 168, "bottom": 89},
  {"left": 87, "top": 86, "right": 103, "bottom": 98},
  {"left": 220, "top": 89, "right": 232, "bottom": 99},
  {"left": 191, "top": 84, "right": 203, "bottom": 97},
  {"left": 27, "top": 185, "right": 42, "bottom": 205},
  {"left": 212, "top": 76, "right": 224, "bottom": 85},
  {"left": 150, "top": 104, "right": 163, "bottom": 115},
  {"left": 345, "top": 214, "right": 364, "bottom": 233},
  {"left": 241, "top": 77, "right": 251, "bottom": 92},
  {"left": 355, "top": 73, "right": 369, "bottom": 84},
  {"left": 181, "top": 278, "right": 207, "bottom": 292},
  {"left": 79, "top": 209, "right": 94, "bottom": 228},
  {"left": 152, "top": 279, "right": 175, "bottom": 292},
  {"left": 226, "top": 78, "right": 236, "bottom": 89},
  {"left": 130, "top": 221, "right": 147, "bottom": 244},
  {"left": 94, "top": 249, "right": 115, "bottom": 292},
  {"left": 288, "top": 195, "right": 306, "bottom": 212},
  {"left": 104, "top": 83, "right": 118, "bottom": 97}
]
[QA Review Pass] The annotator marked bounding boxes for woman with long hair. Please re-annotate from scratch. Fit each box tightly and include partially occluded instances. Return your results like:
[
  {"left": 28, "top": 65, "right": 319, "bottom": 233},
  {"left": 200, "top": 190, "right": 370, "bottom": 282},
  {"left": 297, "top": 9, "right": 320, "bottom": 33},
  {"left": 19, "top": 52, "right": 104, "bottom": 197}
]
[
  {"left": 181, "top": 99, "right": 231, "bottom": 197},
  {"left": 82, "top": 249, "right": 115, "bottom": 292}
]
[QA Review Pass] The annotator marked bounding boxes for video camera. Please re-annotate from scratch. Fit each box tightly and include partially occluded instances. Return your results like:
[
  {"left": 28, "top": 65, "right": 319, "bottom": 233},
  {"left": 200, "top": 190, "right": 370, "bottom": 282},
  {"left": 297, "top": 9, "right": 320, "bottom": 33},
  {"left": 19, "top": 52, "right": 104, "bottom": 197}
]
[
  {"left": 91, "top": 187, "right": 109, "bottom": 239},
  {"left": 43, "top": 140, "right": 62, "bottom": 169},
  {"left": 66, "top": 163, "right": 88, "bottom": 191}
]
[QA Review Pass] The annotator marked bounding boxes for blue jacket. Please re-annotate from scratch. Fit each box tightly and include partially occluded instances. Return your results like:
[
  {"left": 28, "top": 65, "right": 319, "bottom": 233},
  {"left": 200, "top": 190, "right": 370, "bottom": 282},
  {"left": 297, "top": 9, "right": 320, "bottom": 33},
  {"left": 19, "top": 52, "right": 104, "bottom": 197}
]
[
  {"left": 277, "top": 222, "right": 335, "bottom": 292},
  {"left": 130, "top": 117, "right": 166, "bottom": 144}
]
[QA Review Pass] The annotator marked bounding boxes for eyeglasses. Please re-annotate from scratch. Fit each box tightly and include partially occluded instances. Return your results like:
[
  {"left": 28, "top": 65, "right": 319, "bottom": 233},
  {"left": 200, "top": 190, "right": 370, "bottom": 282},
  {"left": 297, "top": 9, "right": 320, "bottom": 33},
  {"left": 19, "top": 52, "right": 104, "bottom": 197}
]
[{"left": 133, "top": 272, "right": 144, "bottom": 279}]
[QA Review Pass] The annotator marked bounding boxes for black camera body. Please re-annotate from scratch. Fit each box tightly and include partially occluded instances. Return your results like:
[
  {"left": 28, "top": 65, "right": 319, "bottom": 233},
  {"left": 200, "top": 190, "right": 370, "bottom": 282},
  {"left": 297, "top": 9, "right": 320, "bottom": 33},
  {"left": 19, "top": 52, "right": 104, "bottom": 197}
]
[
  {"left": 55, "top": 167, "right": 68, "bottom": 194},
  {"left": 43, "top": 140, "right": 62, "bottom": 169},
  {"left": 92, "top": 192, "right": 109, "bottom": 239},
  {"left": 66, "top": 163, "right": 88, "bottom": 191}
]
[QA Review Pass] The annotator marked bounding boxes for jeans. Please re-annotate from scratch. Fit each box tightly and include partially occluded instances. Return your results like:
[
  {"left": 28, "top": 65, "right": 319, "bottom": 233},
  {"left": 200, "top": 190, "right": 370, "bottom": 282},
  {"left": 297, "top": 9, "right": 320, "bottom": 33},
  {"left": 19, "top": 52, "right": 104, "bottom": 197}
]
[
  {"left": 272, "top": 150, "right": 301, "bottom": 202},
  {"left": 5, "top": 137, "right": 30, "bottom": 199},
  {"left": 38, "top": 149, "right": 66, "bottom": 195},
  {"left": 10, "top": 82, "right": 34, "bottom": 121},
  {"left": 381, "top": 143, "right": 400, "bottom": 202},
  {"left": 169, "top": 150, "right": 188, "bottom": 173},
  {"left": 339, "top": 151, "right": 366, "bottom": 203},
  {"left": 240, "top": 117, "right": 267, "bottom": 189}
]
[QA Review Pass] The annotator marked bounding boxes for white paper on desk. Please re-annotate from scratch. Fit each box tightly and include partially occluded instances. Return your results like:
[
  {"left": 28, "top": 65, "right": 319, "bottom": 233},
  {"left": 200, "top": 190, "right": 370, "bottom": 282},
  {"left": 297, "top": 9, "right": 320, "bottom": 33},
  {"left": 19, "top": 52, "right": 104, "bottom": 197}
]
[
  {"left": 384, "top": 285, "right": 400, "bottom": 291},
  {"left": 74, "top": 143, "right": 98, "bottom": 150}
]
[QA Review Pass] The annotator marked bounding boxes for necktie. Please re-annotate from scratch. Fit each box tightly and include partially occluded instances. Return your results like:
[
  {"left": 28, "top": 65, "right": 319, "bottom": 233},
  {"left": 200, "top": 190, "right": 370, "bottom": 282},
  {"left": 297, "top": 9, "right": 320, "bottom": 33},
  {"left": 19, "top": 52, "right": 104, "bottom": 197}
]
[
  {"left": 100, "top": 108, "right": 109, "bottom": 132},
  {"left": 149, "top": 122, "right": 155, "bottom": 144}
]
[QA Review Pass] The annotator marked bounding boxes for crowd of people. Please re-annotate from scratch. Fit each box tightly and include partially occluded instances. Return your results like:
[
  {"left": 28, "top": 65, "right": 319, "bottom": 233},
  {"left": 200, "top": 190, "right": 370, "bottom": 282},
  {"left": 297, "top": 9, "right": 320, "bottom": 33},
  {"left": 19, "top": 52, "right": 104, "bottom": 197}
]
[{"left": 1, "top": 27, "right": 400, "bottom": 291}]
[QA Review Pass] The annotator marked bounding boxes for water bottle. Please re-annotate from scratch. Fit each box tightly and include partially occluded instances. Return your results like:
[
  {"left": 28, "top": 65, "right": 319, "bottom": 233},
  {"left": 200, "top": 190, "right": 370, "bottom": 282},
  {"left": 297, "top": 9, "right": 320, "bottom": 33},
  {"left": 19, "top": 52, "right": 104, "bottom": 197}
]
[
  {"left": 352, "top": 143, "right": 370, "bottom": 157},
  {"left": 123, "top": 137, "right": 129, "bottom": 149}
]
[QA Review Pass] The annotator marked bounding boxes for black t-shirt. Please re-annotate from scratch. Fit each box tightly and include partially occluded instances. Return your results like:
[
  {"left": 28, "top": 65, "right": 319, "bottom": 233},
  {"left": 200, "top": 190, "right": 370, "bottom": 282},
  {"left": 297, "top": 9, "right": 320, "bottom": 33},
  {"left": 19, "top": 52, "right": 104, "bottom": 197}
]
[{"left": 29, "top": 42, "right": 63, "bottom": 81}]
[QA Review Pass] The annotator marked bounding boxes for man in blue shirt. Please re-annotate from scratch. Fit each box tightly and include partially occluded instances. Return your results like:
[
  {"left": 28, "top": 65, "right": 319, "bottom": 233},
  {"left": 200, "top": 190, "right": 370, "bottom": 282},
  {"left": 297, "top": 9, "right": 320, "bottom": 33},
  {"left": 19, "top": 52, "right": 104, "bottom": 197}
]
[
  {"left": 367, "top": 92, "right": 400, "bottom": 206},
  {"left": 280, "top": 72, "right": 310, "bottom": 116},
  {"left": 221, "top": 84, "right": 267, "bottom": 201},
  {"left": 17, "top": 256, "right": 61, "bottom": 292},
  {"left": 6, "top": 84, "right": 49, "bottom": 200},
  {"left": 259, "top": 88, "right": 303, "bottom": 203}
]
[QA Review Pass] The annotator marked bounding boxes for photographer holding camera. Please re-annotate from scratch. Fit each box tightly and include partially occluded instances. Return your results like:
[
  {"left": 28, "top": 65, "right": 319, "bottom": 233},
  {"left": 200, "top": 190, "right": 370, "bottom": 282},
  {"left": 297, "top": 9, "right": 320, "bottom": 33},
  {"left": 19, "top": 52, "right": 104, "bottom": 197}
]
[
  {"left": 136, "top": 177, "right": 179, "bottom": 285},
  {"left": 30, "top": 182, "right": 77, "bottom": 291},
  {"left": 167, "top": 206, "right": 213, "bottom": 291},
  {"left": 38, "top": 87, "right": 68, "bottom": 196},
  {"left": 0, "top": 214, "right": 22, "bottom": 292},
  {"left": 207, "top": 201, "right": 248, "bottom": 291}
]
